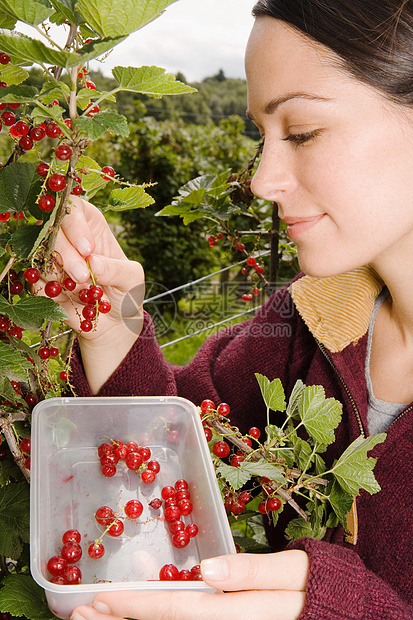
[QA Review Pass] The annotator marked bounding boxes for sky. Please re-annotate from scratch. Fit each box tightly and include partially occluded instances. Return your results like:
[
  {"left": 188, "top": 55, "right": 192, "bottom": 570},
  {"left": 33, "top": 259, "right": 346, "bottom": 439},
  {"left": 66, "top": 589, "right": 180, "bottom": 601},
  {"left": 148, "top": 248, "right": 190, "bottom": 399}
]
[{"left": 90, "top": 0, "right": 255, "bottom": 82}]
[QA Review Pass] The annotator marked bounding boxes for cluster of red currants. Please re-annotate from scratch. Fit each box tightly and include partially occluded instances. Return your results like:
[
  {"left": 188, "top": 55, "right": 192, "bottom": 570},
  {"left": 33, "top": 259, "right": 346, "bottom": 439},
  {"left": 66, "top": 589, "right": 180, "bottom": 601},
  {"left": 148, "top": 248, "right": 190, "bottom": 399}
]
[
  {"left": 97, "top": 438, "right": 160, "bottom": 483},
  {"left": 159, "top": 562, "right": 203, "bottom": 581},
  {"left": 156, "top": 480, "right": 199, "bottom": 549},
  {"left": 46, "top": 529, "right": 83, "bottom": 584},
  {"left": 200, "top": 399, "right": 283, "bottom": 517}
]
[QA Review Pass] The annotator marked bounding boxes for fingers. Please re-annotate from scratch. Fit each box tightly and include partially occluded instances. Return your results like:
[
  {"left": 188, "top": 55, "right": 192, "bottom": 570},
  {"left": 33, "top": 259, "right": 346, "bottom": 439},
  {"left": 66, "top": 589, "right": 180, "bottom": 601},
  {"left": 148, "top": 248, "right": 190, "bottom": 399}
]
[
  {"left": 71, "top": 589, "right": 306, "bottom": 620},
  {"left": 201, "top": 550, "right": 309, "bottom": 592},
  {"left": 61, "top": 196, "right": 96, "bottom": 258},
  {"left": 87, "top": 253, "right": 144, "bottom": 295}
]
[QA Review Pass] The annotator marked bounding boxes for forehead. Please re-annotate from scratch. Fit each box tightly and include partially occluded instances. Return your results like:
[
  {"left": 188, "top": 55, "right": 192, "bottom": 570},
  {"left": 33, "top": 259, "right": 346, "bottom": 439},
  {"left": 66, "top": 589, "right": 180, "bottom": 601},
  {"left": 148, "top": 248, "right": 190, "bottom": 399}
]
[{"left": 245, "top": 17, "right": 346, "bottom": 115}]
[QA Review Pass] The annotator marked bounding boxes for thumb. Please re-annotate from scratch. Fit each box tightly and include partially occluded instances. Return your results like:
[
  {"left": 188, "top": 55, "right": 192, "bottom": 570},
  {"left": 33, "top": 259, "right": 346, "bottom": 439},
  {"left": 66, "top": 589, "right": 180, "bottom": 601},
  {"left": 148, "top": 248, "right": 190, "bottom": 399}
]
[
  {"left": 88, "top": 253, "right": 144, "bottom": 294},
  {"left": 201, "top": 550, "right": 309, "bottom": 592}
]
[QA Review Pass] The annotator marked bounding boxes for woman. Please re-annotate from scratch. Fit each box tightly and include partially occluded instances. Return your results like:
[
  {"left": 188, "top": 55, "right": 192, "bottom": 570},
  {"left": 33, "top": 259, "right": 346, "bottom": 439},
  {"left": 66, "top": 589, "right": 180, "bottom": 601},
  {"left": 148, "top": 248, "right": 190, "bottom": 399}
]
[{"left": 65, "top": 1, "right": 413, "bottom": 618}]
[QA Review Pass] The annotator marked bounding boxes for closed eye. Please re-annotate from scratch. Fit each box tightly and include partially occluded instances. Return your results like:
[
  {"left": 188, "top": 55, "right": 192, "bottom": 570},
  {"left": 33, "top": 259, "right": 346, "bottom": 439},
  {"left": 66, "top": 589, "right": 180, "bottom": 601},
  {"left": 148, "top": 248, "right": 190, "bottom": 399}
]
[{"left": 282, "top": 128, "right": 323, "bottom": 146}]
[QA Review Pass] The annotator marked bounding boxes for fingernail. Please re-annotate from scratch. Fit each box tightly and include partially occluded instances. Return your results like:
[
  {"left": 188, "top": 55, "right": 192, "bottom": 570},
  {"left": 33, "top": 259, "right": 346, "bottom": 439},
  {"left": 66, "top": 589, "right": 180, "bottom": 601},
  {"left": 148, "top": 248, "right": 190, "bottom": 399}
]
[
  {"left": 89, "top": 256, "right": 106, "bottom": 276},
  {"left": 76, "top": 236, "right": 93, "bottom": 257},
  {"left": 70, "top": 612, "right": 88, "bottom": 620},
  {"left": 69, "top": 261, "right": 90, "bottom": 282},
  {"left": 92, "top": 601, "right": 111, "bottom": 614},
  {"left": 201, "top": 557, "right": 229, "bottom": 581}
]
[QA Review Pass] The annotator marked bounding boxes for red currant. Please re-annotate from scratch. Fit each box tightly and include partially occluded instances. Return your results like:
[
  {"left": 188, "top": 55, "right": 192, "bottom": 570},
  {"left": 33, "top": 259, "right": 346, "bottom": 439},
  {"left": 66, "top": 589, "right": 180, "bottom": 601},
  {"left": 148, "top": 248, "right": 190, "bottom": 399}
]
[
  {"left": 101, "top": 165, "right": 115, "bottom": 180},
  {"left": 23, "top": 267, "right": 40, "bottom": 283},
  {"left": 101, "top": 463, "right": 116, "bottom": 477},
  {"left": 80, "top": 319, "right": 93, "bottom": 332},
  {"left": 19, "top": 438, "right": 31, "bottom": 454},
  {"left": 212, "top": 440, "right": 230, "bottom": 458},
  {"left": 186, "top": 523, "right": 199, "bottom": 538},
  {"left": 98, "top": 299, "right": 111, "bottom": 313},
  {"left": 246, "top": 256, "right": 256, "bottom": 266},
  {"left": 62, "top": 529, "right": 81, "bottom": 544},
  {"left": 18, "top": 135, "right": 33, "bottom": 150},
  {"left": 125, "top": 451, "right": 143, "bottom": 470},
  {"left": 45, "top": 122, "right": 60, "bottom": 138},
  {"left": 175, "top": 479, "right": 189, "bottom": 491},
  {"left": 47, "top": 556, "right": 67, "bottom": 576},
  {"left": 55, "top": 144, "right": 72, "bottom": 161},
  {"left": 267, "top": 496, "right": 282, "bottom": 511},
  {"left": 97, "top": 442, "right": 114, "bottom": 458},
  {"left": 88, "top": 542, "right": 105, "bottom": 559},
  {"left": 38, "top": 346, "right": 50, "bottom": 360},
  {"left": 249, "top": 427, "right": 261, "bottom": 439},
  {"left": 86, "top": 81, "right": 96, "bottom": 89},
  {"left": 138, "top": 446, "right": 151, "bottom": 461},
  {"left": 62, "top": 565, "right": 81, "bottom": 584},
  {"left": 15, "top": 120, "right": 29, "bottom": 135},
  {"left": 200, "top": 399, "right": 215, "bottom": 413},
  {"left": 59, "top": 370, "right": 68, "bottom": 381},
  {"left": 8, "top": 103, "right": 20, "bottom": 109},
  {"left": 108, "top": 518, "right": 124, "bottom": 537},
  {"left": 178, "top": 500, "right": 193, "bottom": 516},
  {"left": 61, "top": 542, "right": 82, "bottom": 564},
  {"left": 10, "top": 281, "right": 23, "bottom": 295},
  {"left": 38, "top": 193, "right": 56, "bottom": 213},
  {"left": 88, "top": 285, "right": 103, "bottom": 300},
  {"left": 36, "top": 162, "right": 49, "bottom": 177},
  {"left": 217, "top": 403, "right": 230, "bottom": 416},
  {"left": 1, "top": 110, "right": 15, "bottom": 126},
  {"left": 172, "top": 530, "right": 190, "bottom": 548},
  {"left": 255, "top": 263, "right": 264, "bottom": 274},
  {"left": 0, "top": 53, "right": 10, "bottom": 64},
  {"left": 47, "top": 173, "right": 67, "bottom": 192},
  {"left": 124, "top": 499, "right": 143, "bottom": 519},
  {"left": 63, "top": 277, "right": 76, "bottom": 291},
  {"left": 82, "top": 304, "right": 97, "bottom": 320},
  {"left": 149, "top": 498, "right": 162, "bottom": 510},
  {"left": 169, "top": 520, "right": 185, "bottom": 534},
  {"left": 0, "top": 212, "right": 10, "bottom": 221},
  {"left": 161, "top": 486, "right": 176, "bottom": 501},
  {"left": 24, "top": 393, "right": 36, "bottom": 407},
  {"left": 165, "top": 506, "right": 181, "bottom": 523},
  {"left": 178, "top": 569, "right": 192, "bottom": 581},
  {"left": 71, "top": 184, "right": 83, "bottom": 196},
  {"left": 204, "top": 426, "right": 212, "bottom": 441},
  {"left": 159, "top": 564, "right": 179, "bottom": 581},
  {"left": 140, "top": 469, "right": 156, "bottom": 484},
  {"left": 95, "top": 506, "right": 114, "bottom": 526},
  {"left": 45, "top": 280, "right": 62, "bottom": 298},
  {"left": 30, "top": 126, "right": 46, "bottom": 141}
]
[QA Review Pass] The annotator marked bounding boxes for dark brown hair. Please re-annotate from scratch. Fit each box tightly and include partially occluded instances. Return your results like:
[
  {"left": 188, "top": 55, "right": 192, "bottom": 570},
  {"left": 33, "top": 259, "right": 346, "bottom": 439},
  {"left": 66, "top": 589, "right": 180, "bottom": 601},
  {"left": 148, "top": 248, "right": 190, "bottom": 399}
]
[{"left": 252, "top": 0, "right": 413, "bottom": 105}]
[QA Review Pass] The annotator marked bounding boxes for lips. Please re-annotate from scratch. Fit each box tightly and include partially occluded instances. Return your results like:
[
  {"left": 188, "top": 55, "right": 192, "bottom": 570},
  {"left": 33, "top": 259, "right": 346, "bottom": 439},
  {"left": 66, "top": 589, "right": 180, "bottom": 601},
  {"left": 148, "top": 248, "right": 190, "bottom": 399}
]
[{"left": 281, "top": 214, "right": 325, "bottom": 239}]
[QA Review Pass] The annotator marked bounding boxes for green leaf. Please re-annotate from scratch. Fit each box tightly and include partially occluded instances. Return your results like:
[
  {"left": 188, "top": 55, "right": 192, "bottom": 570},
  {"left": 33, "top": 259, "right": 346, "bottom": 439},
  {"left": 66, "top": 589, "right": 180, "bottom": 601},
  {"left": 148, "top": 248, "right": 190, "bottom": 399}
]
[
  {"left": 0, "top": 85, "right": 38, "bottom": 102},
  {"left": 75, "top": 155, "right": 106, "bottom": 198},
  {"left": 255, "top": 373, "right": 286, "bottom": 412},
  {"left": 285, "top": 516, "right": 326, "bottom": 542},
  {"left": 0, "top": 458, "right": 22, "bottom": 486},
  {"left": 293, "top": 437, "right": 314, "bottom": 472},
  {"left": 216, "top": 462, "right": 252, "bottom": 491},
  {"left": 0, "top": 0, "right": 54, "bottom": 26},
  {"left": 112, "top": 65, "right": 196, "bottom": 97},
  {"left": 331, "top": 433, "right": 386, "bottom": 496},
  {"left": 106, "top": 185, "right": 154, "bottom": 211},
  {"left": 74, "top": 108, "right": 129, "bottom": 139},
  {"left": 241, "top": 459, "right": 286, "bottom": 485},
  {"left": 9, "top": 225, "right": 44, "bottom": 259},
  {"left": 0, "top": 295, "right": 68, "bottom": 331},
  {"left": 0, "top": 31, "right": 78, "bottom": 67},
  {"left": 298, "top": 385, "right": 342, "bottom": 445},
  {"left": 0, "top": 162, "right": 40, "bottom": 213},
  {"left": 0, "top": 341, "right": 32, "bottom": 379},
  {"left": 327, "top": 479, "right": 354, "bottom": 528},
  {"left": 0, "top": 64, "right": 29, "bottom": 86},
  {"left": 76, "top": 36, "right": 128, "bottom": 63},
  {"left": 0, "top": 482, "right": 29, "bottom": 558},
  {"left": 0, "top": 7, "right": 16, "bottom": 29},
  {"left": 75, "top": 0, "right": 178, "bottom": 37},
  {"left": 286, "top": 379, "right": 305, "bottom": 420},
  {"left": 0, "top": 574, "right": 56, "bottom": 619},
  {"left": 30, "top": 103, "right": 66, "bottom": 125},
  {"left": 50, "top": 0, "right": 82, "bottom": 24},
  {"left": 39, "top": 80, "right": 70, "bottom": 105}
]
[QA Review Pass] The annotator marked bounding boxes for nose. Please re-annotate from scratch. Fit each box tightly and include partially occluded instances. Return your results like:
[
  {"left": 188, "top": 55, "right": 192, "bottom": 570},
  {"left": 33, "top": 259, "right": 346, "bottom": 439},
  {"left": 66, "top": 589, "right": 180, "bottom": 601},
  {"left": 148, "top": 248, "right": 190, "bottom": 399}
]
[{"left": 250, "top": 139, "right": 296, "bottom": 201}]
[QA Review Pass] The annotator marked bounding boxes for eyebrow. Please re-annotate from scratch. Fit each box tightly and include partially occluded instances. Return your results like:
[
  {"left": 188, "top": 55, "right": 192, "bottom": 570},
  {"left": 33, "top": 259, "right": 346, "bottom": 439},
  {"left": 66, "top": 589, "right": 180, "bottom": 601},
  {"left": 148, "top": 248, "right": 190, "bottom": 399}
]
[{"left": 246, "top": 92, "right": 333, "bottom": 121}]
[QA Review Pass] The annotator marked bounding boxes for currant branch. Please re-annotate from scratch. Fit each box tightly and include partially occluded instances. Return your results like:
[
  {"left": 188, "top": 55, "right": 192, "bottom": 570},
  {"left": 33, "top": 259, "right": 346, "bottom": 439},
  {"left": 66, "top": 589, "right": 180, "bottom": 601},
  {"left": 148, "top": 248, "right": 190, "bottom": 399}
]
[{"left": 0, "top": 412, "right": 30, "bottom": 483}]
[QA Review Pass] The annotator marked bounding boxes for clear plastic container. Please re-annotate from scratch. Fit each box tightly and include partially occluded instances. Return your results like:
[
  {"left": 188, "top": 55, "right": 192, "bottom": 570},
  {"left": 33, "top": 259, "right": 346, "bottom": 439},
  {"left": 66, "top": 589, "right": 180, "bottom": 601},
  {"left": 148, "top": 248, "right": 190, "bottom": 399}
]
[{"left": 30, "top": 396, "right": 236, "bottom": 619}]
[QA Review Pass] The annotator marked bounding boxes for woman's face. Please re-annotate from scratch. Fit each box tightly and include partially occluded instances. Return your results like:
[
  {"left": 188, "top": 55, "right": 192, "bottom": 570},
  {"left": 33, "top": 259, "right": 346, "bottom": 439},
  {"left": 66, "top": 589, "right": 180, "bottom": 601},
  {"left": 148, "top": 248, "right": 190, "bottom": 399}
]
[{"left": 246, "top": 17, "right": 413, "bottom": 278}]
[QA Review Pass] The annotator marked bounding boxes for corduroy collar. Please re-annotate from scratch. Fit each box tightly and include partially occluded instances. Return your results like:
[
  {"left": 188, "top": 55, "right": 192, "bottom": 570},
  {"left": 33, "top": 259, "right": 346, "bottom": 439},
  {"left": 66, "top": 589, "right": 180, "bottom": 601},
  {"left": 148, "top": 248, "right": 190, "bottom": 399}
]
[{"left": 289, "top": 266, "right": 384, "bottom": 353}]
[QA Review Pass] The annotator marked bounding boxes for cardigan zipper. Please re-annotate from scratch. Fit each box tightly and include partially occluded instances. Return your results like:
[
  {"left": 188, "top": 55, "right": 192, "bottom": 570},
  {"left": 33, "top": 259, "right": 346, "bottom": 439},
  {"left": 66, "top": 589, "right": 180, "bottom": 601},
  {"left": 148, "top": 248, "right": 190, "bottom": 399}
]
[{"left": 317, "top": 341, "right": 366, "bottom": 438}]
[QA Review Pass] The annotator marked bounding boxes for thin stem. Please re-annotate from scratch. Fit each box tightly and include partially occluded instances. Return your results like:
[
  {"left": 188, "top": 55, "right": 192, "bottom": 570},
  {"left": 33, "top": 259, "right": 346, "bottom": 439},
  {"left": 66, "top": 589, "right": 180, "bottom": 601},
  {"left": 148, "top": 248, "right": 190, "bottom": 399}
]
[
  {"left": 0, "top": 413, "right": 30, "bottom": 483},
  {"left": 33, "top": 24, "right": 65, "bottom": 51},
  {"left": 0, "top": 256, "right": 15, "bottom": 285}
]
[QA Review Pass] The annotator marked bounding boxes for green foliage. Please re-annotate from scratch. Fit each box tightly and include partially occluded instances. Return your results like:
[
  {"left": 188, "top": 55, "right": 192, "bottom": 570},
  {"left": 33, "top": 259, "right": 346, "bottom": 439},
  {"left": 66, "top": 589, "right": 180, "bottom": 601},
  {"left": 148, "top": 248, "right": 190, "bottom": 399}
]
[{"left": 203, "top": 375, "right": 386, "bottom": 546}]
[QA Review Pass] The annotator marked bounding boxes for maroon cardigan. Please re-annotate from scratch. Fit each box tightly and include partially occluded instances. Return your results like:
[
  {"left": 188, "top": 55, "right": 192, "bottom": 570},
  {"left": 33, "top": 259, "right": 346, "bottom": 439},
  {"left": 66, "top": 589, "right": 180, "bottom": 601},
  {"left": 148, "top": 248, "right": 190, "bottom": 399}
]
[{"left": 71, "top": 283, "right": 413, "bottom": 619}]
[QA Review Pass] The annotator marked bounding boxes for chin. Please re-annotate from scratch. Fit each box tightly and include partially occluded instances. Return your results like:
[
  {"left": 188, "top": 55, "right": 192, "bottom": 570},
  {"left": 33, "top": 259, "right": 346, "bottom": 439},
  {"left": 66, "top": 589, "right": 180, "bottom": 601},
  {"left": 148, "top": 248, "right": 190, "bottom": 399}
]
[{"left": 297, "top": 252, "right": 361, "bottom": 279}]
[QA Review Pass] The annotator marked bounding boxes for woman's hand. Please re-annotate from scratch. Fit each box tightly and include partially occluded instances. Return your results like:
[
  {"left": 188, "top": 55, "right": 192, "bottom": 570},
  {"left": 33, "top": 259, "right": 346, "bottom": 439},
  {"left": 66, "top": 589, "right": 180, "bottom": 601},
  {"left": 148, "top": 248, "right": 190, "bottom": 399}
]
[
  {"left": 41, "top": 196, "right": 145, "bottom": 393},
  {"left": 70, "top": 550, "right": 309, "bottom": 620}
]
